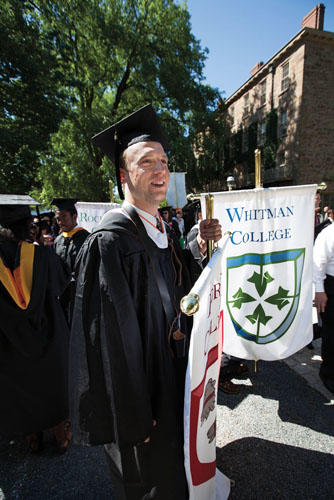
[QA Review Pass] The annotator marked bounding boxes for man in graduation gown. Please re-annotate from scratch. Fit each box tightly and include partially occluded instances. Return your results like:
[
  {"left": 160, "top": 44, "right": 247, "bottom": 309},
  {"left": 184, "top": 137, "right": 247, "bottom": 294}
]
[
  {"left": 70, "top": 104, "right": 222, "bottom": 499},
  {"left": 0, "top": 196, "right": 71, "bottom": 452},
  {"left": 53, "top": 198, "right": 89, "bottom": 325}
]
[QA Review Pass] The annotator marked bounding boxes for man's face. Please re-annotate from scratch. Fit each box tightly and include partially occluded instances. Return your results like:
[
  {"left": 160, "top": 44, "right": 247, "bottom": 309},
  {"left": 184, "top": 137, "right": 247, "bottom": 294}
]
[
  {"left": 121, "top": 141, "right": 170, "bottom": 215},
  {"left": 30, "top": 222, "right": 38, "bottom": 240},
  {"left": 315, "top": 193, "right": 321, "bottom": 210},
  {"left": 56, "top": 210, "right": 77, "bottom": 232},
  {"left": 161, "top": 210, "right": 169, "bottom": 222}
]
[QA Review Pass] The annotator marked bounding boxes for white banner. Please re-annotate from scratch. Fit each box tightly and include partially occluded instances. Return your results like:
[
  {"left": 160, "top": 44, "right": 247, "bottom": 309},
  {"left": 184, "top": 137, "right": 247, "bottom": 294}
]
[
  {"left": 75, "top": 202, "right": 119, "bottom": 233},
  {"left": 201, "top": 184, "right": 316, "bottom": 361},
  {"left": 167, "top": 172, "right": 187, "bottom": 208},
  {"left": 184, "top": 242, "right": 230, "bottom": 500}
]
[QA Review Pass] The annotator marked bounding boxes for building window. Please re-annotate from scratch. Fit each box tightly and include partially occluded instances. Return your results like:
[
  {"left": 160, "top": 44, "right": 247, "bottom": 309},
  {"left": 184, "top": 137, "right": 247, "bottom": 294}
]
[
  {"left": 230, "top": 106, "right": 234, "bottom": 125},
  {"left": 242, "top": 128, "right": 248, "bottom": 152},
  {"left": 279, "top": 110, "right": 288, "bottom": 136},
  {"left": 244, "top": 94, "right": 249, "bottom": 115},
  {"left": 260, "top": 79, "right": 266, "bottom": 106},
  {"left": 281, "top": 62, "right": 289, "bottom": 92},
  {"left": 277, "top": 150, "right": 286, "bottom": 166},
  {"left": 258, "top": 121, "right": 266, "bottom": 145}
]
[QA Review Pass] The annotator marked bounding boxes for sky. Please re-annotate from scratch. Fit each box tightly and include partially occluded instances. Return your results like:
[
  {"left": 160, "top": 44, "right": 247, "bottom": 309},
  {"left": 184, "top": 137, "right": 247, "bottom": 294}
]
[{"left": 186, "top": 0, "right": 334, "bottom": 98}]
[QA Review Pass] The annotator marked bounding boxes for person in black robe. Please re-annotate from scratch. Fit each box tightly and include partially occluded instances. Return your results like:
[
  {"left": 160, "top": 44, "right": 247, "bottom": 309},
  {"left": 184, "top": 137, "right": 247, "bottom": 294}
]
[
  {"left": 159, "top": 206, "right": 181, "bottom": 239},
  {"left": 52, "top": 198, "right": 89, "bottom": 326},
  {"left": 0, "top": 196, "right": 71, "bottom": 452},
  {"left": 70, "top": 104, "right": 222, "bottom": 499}
]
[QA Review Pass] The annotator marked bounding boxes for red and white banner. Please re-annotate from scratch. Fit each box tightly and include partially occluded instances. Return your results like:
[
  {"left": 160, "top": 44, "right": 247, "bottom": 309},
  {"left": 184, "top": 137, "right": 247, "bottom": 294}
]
[{"left": 184, "top": 241, "right": 230, "bottom": 500}]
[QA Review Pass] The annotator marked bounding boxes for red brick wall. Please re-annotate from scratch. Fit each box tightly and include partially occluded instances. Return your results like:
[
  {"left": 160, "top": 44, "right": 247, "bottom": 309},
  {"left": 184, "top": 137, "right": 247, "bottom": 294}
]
[{"left": 298, "top": 37, "right": 334, "bottom": 193}]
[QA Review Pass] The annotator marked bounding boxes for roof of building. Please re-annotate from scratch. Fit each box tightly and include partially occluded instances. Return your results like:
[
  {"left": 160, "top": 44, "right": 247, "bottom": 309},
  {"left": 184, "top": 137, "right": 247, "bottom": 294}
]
[{"left": 226, "top": 27, "right": 334, "bottom": 105}]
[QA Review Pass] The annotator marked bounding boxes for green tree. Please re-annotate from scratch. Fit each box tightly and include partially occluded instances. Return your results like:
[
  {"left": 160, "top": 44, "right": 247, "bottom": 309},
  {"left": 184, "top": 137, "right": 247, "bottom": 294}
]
[
  {"left": 0, "top": 0, "right": 67, "bottom": 194},
  {"left": 189, "top": 104, "right": 229, "bottom": 192},
  {"left": 31, "top": 0, "right": 222, "bottom": 202}
]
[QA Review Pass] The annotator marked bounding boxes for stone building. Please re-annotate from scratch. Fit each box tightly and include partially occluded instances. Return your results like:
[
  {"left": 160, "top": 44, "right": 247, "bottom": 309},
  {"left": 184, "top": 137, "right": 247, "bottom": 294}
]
[{"left": 225, "top": 4, "right": 334, "bottom": 205}]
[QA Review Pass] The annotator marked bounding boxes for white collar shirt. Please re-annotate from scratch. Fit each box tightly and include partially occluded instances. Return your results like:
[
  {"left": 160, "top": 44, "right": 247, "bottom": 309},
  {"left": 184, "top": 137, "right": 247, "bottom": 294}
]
[
  {"left": 134, "top": 205, "right": 168, "bottom": 249},
  {"left": 313, "top": 221, "right": 334, "bottom": 292},
  {"left": 100, "top": 204, "right": 168, "bottom": 249}
]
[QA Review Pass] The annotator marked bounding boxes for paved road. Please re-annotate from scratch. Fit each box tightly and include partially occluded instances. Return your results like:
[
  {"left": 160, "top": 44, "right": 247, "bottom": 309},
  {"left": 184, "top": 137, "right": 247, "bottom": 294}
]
[
  {"left": 216, "top": 357, "right": 334, "bottom": 499},
  {"left": 1, "top": 348, "right": 333, "bottom": 499}
]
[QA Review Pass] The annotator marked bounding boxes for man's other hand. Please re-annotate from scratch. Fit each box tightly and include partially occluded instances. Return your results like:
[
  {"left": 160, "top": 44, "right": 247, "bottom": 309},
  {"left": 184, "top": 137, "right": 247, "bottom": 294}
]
[
  {"left": 314, "top": 291, "right": 327, "bottom": 313},
  {"left": 197, "top": 219, "right": 222, "bottom": 254}
]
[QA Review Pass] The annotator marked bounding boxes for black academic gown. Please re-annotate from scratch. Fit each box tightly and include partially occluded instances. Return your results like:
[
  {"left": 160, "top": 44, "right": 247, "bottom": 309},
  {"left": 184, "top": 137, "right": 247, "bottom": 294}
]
[
  {"left": 70, "top": 207, "right": 197, "bottom": 499},
  {"left": 0, "top": 239, "right": 70, "bottom": 436},
  {"left": 54, "top": 227, "right": 89, "bottom": 324}
]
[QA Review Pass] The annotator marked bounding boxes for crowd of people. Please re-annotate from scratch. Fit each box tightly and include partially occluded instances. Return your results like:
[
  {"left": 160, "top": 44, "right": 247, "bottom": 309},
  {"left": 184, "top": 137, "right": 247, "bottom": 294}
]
[{"left": 0, "top": 103, "right": 333, "bottom": 499}]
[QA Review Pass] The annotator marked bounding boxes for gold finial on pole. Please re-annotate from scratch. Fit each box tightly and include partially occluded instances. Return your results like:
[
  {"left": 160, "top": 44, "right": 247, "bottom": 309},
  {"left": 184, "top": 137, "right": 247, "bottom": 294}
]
[
  {"left": 109, "top": 180, "right": 114, "bottom": 202},
  {"left": 187, "top": 193, "right": 202, "bottom": 201},
  {"left": 254, "top": 149, "right": 262, "bottom": 188},
  {"left": 205, "top": 193, "right": 214, "bottom": 260},
  {"left": 180, "top": 293, "right": 200, "bottom": 316},
  {"left": 317, "top": 182, "right": 327, "bottom": 191}
]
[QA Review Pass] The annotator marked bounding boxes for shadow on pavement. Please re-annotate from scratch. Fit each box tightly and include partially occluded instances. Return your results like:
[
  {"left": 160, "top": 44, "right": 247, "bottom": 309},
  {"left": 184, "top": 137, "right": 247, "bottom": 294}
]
[
  {"left": 0, "top": 436, "right": 115, "bottom": 500},
  {"left": 217, "top": 437, "right": 334, "bottom": 500},
  {"left": 217, "top": 360, "right": 333, "bottom": 437}
]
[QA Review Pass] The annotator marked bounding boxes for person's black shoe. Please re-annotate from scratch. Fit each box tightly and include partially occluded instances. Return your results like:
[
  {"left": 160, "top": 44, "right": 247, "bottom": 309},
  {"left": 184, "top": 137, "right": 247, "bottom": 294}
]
[{"left": 218, "top": 380, "right": 241, "bottom": 394}]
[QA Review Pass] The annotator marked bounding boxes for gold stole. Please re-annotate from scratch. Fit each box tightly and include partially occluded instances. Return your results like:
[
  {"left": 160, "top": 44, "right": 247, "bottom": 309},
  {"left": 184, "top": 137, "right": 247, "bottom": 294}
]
[
  {"left": 0, "top": 241, "right": 35, "bottom": 309},
  {"left": 62, "top": 227, "right": 85, "bottom": 238}
]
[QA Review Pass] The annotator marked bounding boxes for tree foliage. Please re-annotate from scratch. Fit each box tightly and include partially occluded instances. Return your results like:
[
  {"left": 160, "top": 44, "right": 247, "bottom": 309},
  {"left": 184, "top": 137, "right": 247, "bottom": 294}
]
[
  {"left": 189, "top": 105, "right": 230, "bottom": 192},
  {"left": 1, "top": 0, "right": 225, "bottom": 202},
  {"left": 0, "top": 0, "right": 67, "bottom": 194}
]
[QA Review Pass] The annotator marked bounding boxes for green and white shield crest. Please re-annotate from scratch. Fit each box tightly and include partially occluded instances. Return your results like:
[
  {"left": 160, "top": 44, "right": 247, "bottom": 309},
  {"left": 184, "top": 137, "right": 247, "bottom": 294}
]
[{"left": 226, "top": 249, "right": 305, "bottom": 344}]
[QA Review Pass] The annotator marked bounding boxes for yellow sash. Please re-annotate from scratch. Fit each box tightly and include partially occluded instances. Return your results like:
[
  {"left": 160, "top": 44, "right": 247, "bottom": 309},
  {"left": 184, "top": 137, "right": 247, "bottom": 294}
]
[
  {"left": 62, "top": 227, "right": 85, "bottom": 238},
  {"left": 0, "top": 241, "right": 35, "bottom": 309}
]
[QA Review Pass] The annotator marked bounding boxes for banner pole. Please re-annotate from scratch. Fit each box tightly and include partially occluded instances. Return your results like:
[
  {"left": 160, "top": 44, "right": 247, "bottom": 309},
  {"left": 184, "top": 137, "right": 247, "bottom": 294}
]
[
  {"left": 254, "top": 149, "right": 262, "bottom": 188},
  {"left": 205, "top": 193, "right": 214, "bottom": 260},
  {"left": 254, "top": 150, "right": 262, "bottom": 373}
]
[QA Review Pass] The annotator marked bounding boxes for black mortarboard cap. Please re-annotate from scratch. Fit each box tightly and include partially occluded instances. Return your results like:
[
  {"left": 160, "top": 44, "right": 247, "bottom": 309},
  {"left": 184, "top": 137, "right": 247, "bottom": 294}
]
[
  {"left": 158, "top": 206, "right": 172, "bottom": 213},
  {"left": 51, "top": 198, "right": 78, "bottom": 211},
  {"left": 92, "top": 104, "right": 170, "bottom": 200},
  {"left": 0, "top": 195, "right": 39, "bottom": 225}
]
